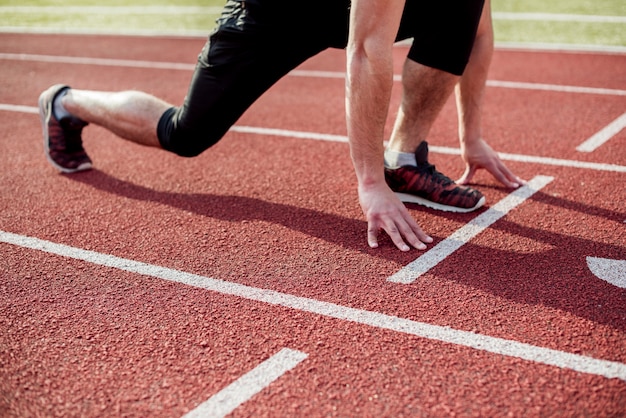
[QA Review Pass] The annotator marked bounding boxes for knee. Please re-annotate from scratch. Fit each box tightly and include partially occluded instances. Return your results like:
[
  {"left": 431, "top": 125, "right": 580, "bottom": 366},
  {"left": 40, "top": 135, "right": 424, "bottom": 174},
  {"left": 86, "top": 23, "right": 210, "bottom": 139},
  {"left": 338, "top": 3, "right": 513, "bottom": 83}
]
[
  {"left": 164, "top": 130, "right": 224, "bottom": 158},
  {"left": 157, "top": 107, "right": 227, "bottom": 157}
]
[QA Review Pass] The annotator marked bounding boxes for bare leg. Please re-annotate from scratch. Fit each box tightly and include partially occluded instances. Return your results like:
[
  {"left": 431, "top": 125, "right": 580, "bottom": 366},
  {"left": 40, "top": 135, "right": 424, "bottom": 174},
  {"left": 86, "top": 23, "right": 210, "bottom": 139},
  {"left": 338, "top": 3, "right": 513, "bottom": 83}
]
[
  {"left": 455, "top": 0, "right": 493, "bottom": 147},
  {"left": 61, "top": 89, "right": 171, "bottom": 148},
  {"left": 454, "top": 0, "right": 523, "bottom": 188},
  {"left": 387, "top": 59, "right": 459, "bottom": 153}
]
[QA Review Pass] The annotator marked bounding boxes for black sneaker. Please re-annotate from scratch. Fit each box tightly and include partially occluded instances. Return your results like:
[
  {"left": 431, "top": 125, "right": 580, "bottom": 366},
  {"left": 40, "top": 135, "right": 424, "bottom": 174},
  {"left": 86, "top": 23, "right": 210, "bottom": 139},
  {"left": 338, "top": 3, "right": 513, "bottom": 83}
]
[
  {"left": 39, "top": 84, "right": 92, "bottom": 173},
  {"left": 385, "top": 141, "right": 486, "bottom": 213}
]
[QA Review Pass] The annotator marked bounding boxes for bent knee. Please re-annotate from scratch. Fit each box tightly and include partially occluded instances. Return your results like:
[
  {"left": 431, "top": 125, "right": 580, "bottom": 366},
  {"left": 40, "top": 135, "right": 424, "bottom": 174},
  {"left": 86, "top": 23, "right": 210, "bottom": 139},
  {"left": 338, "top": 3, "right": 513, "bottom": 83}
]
[
  {"left": 157, "top": 107, "right": 227, "bottom": 157},
  {"left": 163, "top": 131, "right": 224, "bottom": 158}
]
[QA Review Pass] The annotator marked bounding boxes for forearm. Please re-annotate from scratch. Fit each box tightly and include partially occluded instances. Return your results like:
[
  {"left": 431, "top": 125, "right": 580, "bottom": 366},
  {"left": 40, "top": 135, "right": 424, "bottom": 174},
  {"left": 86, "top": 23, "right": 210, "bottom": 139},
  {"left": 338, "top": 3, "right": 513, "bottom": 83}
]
[
  {"left": 346, "top": 46, "right": 393, "bottom": 188},
  {"left": 345, "top": 0, "right": 403, "bottom": 188}
]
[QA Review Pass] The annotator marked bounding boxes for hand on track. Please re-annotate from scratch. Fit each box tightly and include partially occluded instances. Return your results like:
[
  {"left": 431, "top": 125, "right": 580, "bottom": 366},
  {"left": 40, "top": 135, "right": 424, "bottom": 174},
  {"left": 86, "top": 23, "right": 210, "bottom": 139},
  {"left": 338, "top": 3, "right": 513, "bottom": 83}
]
[
  {"left": 458, "top": 138, "right": 525, "bottom": 188},
  {"left": 358, "top": 182, "right": 433, "bottom": 251}
]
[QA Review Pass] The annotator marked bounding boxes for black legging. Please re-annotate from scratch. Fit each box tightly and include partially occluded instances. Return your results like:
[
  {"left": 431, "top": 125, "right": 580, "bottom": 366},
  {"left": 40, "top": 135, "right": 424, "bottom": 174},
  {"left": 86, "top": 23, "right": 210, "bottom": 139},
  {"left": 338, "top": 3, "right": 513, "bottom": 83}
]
[{"left": 157, "top": 0, "right": 484, "bottom": 157}]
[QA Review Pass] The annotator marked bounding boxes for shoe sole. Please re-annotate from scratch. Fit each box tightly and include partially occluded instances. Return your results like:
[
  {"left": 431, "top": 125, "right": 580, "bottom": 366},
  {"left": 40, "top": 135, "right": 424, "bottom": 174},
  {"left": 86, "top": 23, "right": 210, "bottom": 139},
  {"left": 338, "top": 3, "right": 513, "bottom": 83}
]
[
  {"left": 39, "top": 86, "right": 92, "bottom": 174},
  {"left": 395, "top": 192, "right": 486, "bottom": 213}
]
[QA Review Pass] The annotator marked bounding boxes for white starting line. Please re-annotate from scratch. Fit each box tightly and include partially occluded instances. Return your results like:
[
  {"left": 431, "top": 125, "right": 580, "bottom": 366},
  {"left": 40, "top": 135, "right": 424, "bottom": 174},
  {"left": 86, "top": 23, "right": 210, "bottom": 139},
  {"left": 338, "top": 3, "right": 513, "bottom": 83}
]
[
  {"left": 1, "top": 229, "right": 626, "bottom": 383},
  {"left": 388, "top": 175, "right": 554, "bottom": 284},
  {"left": 576, "top": 112, "right": 626, "bottom": 152},
  {"left": 182, "top": 348, "right": 308, "bottom": 418}
]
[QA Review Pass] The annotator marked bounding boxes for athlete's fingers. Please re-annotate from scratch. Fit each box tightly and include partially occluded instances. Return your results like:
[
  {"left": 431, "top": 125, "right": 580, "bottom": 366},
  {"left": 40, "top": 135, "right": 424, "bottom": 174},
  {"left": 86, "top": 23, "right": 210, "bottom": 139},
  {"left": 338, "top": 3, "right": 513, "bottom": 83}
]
[
  {"left": 501, "top": 163, "right": 526, "bottom": 187},
  {"left": 491, "top": 161, "right": 525, "bottom": 188},
  {"left": 457, "top": 164, "right": 477, "bottom": 185},
  {"left": 396, "top": 219, "right": 429, "bottom": 251},
  {"left": 383, "top": 223, "right": 412, "bottom": 252},
  {"left": 367, "top": 223, "right": 380, "bottom": 249}
]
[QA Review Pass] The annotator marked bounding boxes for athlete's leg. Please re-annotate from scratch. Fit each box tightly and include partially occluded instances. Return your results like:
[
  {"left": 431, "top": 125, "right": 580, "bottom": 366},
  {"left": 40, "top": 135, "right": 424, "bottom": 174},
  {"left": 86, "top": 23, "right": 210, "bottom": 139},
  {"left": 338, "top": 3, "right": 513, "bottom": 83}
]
[
  {"left": 60, "top": 89, "right": 168, "bottom": 148},
  {"left": 388, "top": 0, "right": 484, "bottom": 154},
  {"left": 386, "top": 62, "right": 458, "bottom": 153},
  {"left": 45, "top": 0, "right": 342, "bottom": 161},
  {"left": 381, "top": 0, "right": 486, "bottom": 213}
]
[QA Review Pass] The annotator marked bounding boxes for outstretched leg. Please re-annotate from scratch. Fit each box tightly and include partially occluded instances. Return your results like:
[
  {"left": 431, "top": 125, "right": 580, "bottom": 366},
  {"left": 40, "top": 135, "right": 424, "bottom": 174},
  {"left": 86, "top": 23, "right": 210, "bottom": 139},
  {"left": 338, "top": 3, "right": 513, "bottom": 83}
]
[{"left": 61, "top": 89, "right": 170, "bottom": 148}]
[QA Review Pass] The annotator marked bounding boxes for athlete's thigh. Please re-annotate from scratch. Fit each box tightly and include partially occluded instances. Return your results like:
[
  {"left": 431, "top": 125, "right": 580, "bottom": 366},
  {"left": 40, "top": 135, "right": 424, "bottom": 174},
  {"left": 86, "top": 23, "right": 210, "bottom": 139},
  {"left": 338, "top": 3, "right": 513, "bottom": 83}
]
[{"left": 396, "top": 0, "right": 484, "bottom": 75}]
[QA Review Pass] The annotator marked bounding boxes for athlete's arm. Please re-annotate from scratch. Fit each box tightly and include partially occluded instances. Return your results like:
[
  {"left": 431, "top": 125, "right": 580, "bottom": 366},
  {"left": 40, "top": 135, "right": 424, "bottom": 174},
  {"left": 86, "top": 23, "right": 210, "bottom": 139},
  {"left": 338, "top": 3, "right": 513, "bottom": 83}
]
[{"left": 346, "top": 0, "right": 432, "bottom": 251}]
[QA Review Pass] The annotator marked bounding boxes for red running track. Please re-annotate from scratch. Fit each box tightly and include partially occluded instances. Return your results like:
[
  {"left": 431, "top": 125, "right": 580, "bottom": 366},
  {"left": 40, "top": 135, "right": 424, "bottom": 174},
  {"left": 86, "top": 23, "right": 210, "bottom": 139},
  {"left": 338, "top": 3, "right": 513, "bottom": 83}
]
[{"left": 1, "top": 33, "right": 625, "bottom": 417}]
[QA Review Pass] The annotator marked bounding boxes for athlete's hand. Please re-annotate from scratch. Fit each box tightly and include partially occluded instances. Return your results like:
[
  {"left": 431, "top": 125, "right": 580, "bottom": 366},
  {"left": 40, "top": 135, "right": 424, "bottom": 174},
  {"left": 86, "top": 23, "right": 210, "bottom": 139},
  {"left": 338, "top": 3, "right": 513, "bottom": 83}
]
[
  {"left": 458, "top": 138, "right": 525, "bottom": 188},
  {"left": 358, "top": 182, "right": 433, "bottom": 251}
]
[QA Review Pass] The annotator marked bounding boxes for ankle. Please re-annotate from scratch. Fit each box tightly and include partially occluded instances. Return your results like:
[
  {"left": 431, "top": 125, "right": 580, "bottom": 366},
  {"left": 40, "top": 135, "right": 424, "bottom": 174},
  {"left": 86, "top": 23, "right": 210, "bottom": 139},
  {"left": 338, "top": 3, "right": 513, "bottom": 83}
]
[
  {"left": 53, "top": 89, "right": 72, "bottom": 120},
  {"left": 384, "top": 149, "right": 416, "bottom": 168}
]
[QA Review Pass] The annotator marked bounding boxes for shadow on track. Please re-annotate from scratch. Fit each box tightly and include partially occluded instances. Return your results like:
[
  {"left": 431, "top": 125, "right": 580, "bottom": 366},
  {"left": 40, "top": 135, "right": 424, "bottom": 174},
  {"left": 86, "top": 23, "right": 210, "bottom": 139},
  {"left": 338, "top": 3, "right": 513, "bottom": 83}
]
[{"left": 66, "top": 170, "right": 626, "bottom": 332}]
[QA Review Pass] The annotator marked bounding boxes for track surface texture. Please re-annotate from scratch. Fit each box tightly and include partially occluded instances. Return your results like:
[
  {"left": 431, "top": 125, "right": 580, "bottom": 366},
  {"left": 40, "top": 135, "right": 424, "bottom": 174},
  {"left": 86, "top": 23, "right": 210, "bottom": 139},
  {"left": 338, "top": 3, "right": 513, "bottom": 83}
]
[{"left": 1, "top": 33, "right": 625, "bottom": 417}]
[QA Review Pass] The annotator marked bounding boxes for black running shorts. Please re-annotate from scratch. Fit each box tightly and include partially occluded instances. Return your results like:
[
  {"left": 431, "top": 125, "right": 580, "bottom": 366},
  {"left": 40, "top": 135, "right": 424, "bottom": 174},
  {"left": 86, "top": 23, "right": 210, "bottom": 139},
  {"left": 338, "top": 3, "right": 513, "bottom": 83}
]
[{"left": 158, "top": 0, "right": 484, "bottom": 157}]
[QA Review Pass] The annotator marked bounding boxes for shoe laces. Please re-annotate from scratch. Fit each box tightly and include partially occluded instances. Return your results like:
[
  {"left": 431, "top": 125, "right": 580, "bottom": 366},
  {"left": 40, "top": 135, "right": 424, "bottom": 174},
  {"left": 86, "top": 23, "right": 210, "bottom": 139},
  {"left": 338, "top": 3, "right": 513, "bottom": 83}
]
[{"left": 417, "top": 162, "right": 454, "bottom": 187}]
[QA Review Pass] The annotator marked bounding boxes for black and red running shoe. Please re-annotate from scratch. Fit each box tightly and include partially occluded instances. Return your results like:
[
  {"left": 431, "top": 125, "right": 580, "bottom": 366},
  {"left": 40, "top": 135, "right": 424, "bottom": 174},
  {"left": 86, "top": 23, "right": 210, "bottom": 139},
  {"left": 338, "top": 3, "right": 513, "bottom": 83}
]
[
  {"left": 385, "top": 141, "right": 486, "bottom": 213},
  {"left": 39, "top": 84, "right": 92, "bottom": 173}
]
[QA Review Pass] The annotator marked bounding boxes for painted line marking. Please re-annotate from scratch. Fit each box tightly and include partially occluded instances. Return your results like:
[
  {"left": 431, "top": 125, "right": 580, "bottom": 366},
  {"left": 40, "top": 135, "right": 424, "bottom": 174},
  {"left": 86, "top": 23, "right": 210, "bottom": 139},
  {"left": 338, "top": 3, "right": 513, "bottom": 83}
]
[
  {"left": 0, "top": 103, "right": 37, "bottom": 114},
  {"left": 0, "top": 53, "right": 195, "bottom": 71},
  {"left": 431, "top": 145, "right": 626, "bottom": 173},
  {"left": 182, "top": 348, "right": 307, "bottom": 418},
  {"left": 483, "top": 80, "right": 626, "bottom": 96},
  {"left": 2, "top": 27, "right": 625, "bottom": 52},
  {"left": 2, "top": 52, "right": 626, "bottom": 96},
  {"left": 292, "top": 69, "right": 626, "bottom": 96},
  {"left": 1, "top": 104, "right": 625, "bottom": 173},
  {"left": 387, "top": 176, "right": 554, "bottom": 284},
  {"left": 1, "top": 229, "right": 626, "bottom": 382},
  {"left": 494, "top": 42, "right": 626, "bottom": 54},
  {"left": 492, "top": 12, "right": 626, "bottom": 24},
  {"left": 586, "top": 257, "right": 626, "bottom": 289},
  {"left": 2, "top": 7, "right": 622, "bottom": 23},
  {"left": 0, "top": 6, "right": 224, "bottom": 15},
  {"left": 576, "top": 112, "right": 626, "bottom": 152}
]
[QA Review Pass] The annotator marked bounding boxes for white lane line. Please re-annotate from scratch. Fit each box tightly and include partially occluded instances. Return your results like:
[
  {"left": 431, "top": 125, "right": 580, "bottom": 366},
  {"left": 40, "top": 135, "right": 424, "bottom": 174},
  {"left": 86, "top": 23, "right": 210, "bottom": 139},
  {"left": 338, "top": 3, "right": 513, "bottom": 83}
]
[
  {"left": 1, "top": 229, "right": 625, "bottom": 382},
  {"left": 387, "top": 176, "right": 554, "bottom": 284},
  {"left": 2, "top": 105, "right": 625, "bottom": 173},
  {"left": 0, "top": 103, "right": 37, "bottom": 114},
  {"left": 430, "top": 146, "right": 626, "bottom": 173},
  {"left": 2, "top": 7, "right": 622, "bottom": 22},
  {"left": 182, "top": 348, "right": 307, "bottom": 418},
  {"left": 576, "top": 112, "right": 626, "bottom": 152},
  {"left": 0, "top": 6, "right": 224, "bottom": 15},
  {"left": 586, "top": 257, "right": 626, "bottom": 289},
  {"left": 230, "top": 128, "right": 626, "bottom": 173},
  {"left": 0, "top": 53, "right": 195, "bottom": 71},
  {"left": 292, "top": 70, "right": 626, "bottom": 96},
  {"left": 492, "top": 12, "right": 626, "bottom": 24},
  {"left": 494, "top": 42, "right": 626, "bottom": 54},
  {"left": 2, "top": 52, "right": 626, "bottom": 97},
  {"left": 484, "top": 80, "right": 626, "bottom": 96},
  {"left": 2, "top": 7, "right": 623, "bottom": 22},
  {"left": 231, "top": 125, "right": 348, "bottom": 143}
]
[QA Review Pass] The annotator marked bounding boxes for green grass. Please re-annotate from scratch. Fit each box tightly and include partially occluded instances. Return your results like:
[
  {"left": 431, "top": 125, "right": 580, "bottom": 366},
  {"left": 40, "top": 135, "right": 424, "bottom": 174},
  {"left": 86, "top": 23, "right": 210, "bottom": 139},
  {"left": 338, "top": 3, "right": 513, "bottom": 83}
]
[
  {"left": 491, "top": 0, "right": 626, "bottom": 47},
  {"left": 0, "top": 0, "right": 624, "bottom": 47},
  {"left": 492, "top": 0, "right": 626, "bottom": 16}
]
